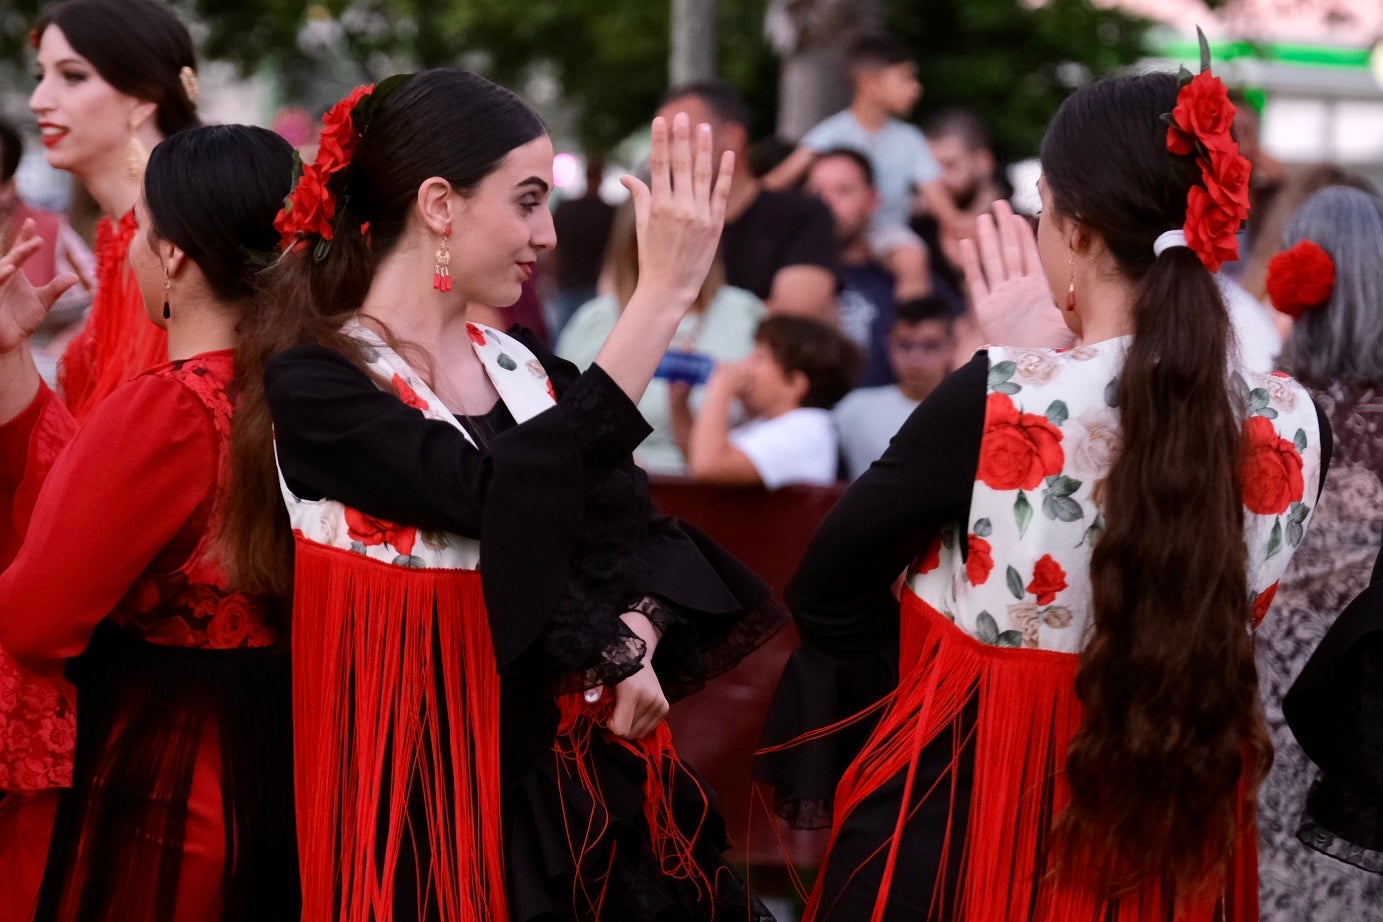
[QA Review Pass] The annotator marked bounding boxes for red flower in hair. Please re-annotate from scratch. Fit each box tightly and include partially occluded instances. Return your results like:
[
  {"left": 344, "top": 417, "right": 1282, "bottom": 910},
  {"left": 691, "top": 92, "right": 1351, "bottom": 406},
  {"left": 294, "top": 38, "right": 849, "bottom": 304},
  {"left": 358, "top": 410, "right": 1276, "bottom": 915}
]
[
  {"left": 1168, "top": 72, "right": 1237, "bottom": 153},
  {"left": 1183, "top": 186, "right": 1241, "bottom": 274},
  {"left": 315, "top": 83, "right": 373, "bottom": 177},
  {"left": 1266, "top": 240, "right": 1336, "bottom": 320},
  {"left": 1204, "top": 147, "right": 1252, "bottom": 220},
  {"left": 275, "top": 163, "right": 335, "bottom": 249}
]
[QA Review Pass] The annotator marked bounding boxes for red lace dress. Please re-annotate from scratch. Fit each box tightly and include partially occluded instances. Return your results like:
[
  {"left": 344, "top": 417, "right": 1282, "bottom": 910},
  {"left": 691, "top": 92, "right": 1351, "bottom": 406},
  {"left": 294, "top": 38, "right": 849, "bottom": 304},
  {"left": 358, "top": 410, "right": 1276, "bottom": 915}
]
[
  {"left": 0, "top": 351, "right": 296, "bottom": 922},
  {"left": 58, "top": 211, "right": 168, "bottom": 421}
]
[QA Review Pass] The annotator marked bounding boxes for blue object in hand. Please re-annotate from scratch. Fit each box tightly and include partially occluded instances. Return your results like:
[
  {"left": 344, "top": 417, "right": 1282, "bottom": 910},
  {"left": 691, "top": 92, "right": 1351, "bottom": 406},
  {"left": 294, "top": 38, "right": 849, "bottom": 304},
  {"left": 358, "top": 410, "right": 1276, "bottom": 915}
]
[{"left": 654, "top": 350, "right": 715, "bottom": 386}]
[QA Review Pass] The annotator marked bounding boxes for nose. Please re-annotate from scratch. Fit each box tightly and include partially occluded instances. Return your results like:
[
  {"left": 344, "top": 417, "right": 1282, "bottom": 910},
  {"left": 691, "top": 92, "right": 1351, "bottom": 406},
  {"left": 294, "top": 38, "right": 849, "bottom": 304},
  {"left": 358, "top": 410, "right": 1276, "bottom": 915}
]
[{"left": 532, "top": 201, "right": 557, "bottom": 252}]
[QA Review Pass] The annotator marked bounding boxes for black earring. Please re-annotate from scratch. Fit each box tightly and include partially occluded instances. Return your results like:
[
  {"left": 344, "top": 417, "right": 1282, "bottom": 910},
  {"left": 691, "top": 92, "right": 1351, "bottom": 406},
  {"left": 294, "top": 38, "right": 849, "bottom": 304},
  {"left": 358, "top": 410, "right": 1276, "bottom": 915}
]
[{"left": 162, "top": 265, "right": 171, "bottom": 320}]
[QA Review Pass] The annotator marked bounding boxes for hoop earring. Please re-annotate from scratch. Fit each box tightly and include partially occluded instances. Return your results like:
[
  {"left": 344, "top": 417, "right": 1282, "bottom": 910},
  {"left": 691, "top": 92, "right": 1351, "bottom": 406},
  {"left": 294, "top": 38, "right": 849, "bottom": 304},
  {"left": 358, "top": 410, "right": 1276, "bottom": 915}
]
[
  {"left": 162, "top": 263, "right": 171, "bottom": 320},
  {"left": 126, "top": 125, "right": 147, "bottom": 181},
  {"left": 1065, "top": 252, "right": 1076, "bottom": 312},
  {"left": 433, "top": 224, "right": 453, "bottom": 292}
]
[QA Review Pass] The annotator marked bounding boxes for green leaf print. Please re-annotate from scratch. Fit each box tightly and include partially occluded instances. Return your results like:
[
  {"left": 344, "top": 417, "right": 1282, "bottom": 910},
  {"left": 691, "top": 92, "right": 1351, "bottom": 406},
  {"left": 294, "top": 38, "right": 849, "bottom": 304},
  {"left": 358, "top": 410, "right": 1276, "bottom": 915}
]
[
  {"left": 497, "top": 353, "right": 518, "bottom": 371},
  {"left": 996, "top": 630, "right": 1023, "bottom": 648},
  {"left": 1045, "top": 400, "right": 1069, "bottom": 426},
  {"left": 1014, "top": 492, "right": 1033, "bottom": 538},
  {"left": 1006, "top": 565, "right": 1024, "bottom": 600},
  {"left": 349, "top": 540, "right": 367, "bottom": 555},
  {"left": 1104, "top": 378, "right": 1119, "bottom": 408},
  {"left": 973, "top": 518, "right": 993, "bottom": 538},
  {"left": 1293, "top": 428, "right": 1308, "bottom": 453},
  {"left": 393, "top": 554, "right": 425, "bottom": 568},
  {"left": 975, "top": 611, "right": 1000, "bottom": 645},
  {"left": 942, "top": 528, "right": 957, "bottom": 549},
  {"left": 987, "top": 360, "right": 1017, "bottom": 391},
  {"left": 1247, "top": 388, "right": 1278, "bottom": 419},
  {"left": 993, "top": 382, "right": 1021, "bottom": 396},
  {"left": 1041, "top": 475, "right": 1084, "bottom": 523},
  {"left": 1266, "top": 519, "right": 1283, "bottom": 559},
  {"left": 1286, "top": 502, "right": 1310, "bottom": 547}
]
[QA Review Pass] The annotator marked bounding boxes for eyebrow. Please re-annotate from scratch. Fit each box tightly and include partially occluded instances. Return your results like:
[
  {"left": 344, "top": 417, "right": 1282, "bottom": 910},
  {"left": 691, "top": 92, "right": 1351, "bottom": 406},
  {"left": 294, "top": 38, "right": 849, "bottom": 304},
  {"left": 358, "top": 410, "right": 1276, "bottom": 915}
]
[{"left": 516, "top": 176, "right": 550, "bottom": 193}]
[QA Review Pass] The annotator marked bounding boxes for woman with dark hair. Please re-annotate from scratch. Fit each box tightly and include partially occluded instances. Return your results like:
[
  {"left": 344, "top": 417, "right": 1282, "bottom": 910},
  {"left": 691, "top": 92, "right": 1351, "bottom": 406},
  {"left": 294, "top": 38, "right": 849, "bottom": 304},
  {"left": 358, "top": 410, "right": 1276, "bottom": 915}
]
[
  {"left": 1254, "top": 186, "right": 1383, "bottom": 917},
  {"left": 0, "top": 125, "right": 298, "bottom": 922},
  {"left": 758, "top": 63, "right": 1331, "bottom": 920},
  {"left": 24, "top": 0, "right": 200, "bottom": 422},
  {"left": 237, "top": 69, "right": 782, "bottom": 921}
]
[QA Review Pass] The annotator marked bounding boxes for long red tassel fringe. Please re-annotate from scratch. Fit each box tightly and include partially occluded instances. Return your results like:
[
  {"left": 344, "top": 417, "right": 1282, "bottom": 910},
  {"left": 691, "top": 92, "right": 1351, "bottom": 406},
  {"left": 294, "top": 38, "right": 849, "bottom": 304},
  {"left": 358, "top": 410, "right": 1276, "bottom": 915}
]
[{"left": 292, "top": 540, "right": 507, "bottom": 922}]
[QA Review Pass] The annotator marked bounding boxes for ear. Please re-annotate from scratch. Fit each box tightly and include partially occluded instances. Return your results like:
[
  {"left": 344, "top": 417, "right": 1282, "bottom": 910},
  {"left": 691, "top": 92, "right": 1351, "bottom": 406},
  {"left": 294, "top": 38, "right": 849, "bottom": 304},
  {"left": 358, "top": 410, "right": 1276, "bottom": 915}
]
[
  {"left": 1067, "top": 220, "right": 1095, "bottom": 256},
  {"left": 165, "top": 242, "right": 189, "bottom": 279},
  {"left": 786, "top": 368, "right": 810, "bottom": 405},
  {"left": 128, "top": 97, "right": 158, "bottom": 132},
  {"left": 415, "top": 177, "right": 456, "bottom": 237}
]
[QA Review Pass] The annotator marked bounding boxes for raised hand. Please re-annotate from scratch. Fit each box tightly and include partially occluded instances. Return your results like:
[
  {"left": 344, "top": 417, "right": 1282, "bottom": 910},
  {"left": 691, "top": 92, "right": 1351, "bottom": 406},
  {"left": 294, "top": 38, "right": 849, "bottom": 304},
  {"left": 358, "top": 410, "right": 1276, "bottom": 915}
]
[
  {"left": 957, "top": 200, "right": 1074, "bottom": 350},
  {"left": 620, "top": 113, "right": 735, "bottom": 308},
  {"left": 0, "top": 220, "right": 79, "bottom": 355}
]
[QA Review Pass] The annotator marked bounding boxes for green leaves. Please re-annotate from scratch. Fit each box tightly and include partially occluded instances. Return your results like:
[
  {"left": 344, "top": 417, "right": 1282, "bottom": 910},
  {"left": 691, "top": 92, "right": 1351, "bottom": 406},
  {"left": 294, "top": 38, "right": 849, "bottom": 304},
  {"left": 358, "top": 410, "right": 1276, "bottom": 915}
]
[
  {"left": 497, "top": 353, "right": 518, "bottom": 371},
  {"left": 988, "top": 360, "right": 1021, "bottom": 395},
  {"left": 1006, "top": 565, "right": 1025, "bottom": 600},
  {"left": 973, "top": 517, "right": 993, "bottom": 538},
  {"left": 1294, "top": 428, "right": 1308, "bottom": 453},
  {"left": 1247, "top": 388, "right": 1278, "bottom": 419},
  {"left": 976, "top": 610, "right": 1000, "bottom": 644},
  {"left": 1197, "top": 25, "right": 1212, "bottom": 74},
  {"left": 1014, "top": 491, "right": 1033, "bottom": 538},
  {"left": 1045, "top": 400, "right": 1069, "bottom": 426},
  {"left": 1042, "top": 474, "right": 1083, "bottom": 523},
  {"left": 1286, "top": 502, "right": 1310, "bottom": 547},
  {"left": 1266, "top": 519, "right": 1283, "bottom": 559}
]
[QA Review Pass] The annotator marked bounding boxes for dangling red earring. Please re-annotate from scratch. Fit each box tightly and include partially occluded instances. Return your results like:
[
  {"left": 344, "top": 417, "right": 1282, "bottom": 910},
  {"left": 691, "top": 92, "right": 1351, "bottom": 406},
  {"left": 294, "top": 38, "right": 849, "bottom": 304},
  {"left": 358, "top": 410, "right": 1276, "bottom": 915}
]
[
  {"left": 433, "top": 223, "right": 453, "bottom": 292},
  {"left": 1065, "top": 252, "right": 1076, "bottom": 312}
]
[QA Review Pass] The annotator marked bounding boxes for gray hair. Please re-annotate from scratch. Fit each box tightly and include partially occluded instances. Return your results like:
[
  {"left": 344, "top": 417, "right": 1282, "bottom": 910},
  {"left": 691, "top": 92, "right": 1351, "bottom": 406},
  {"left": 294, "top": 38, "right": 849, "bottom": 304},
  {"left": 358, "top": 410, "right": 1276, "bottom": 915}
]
[{"left": 1278, "top": 185, "right": 1383, "bottom": 387}]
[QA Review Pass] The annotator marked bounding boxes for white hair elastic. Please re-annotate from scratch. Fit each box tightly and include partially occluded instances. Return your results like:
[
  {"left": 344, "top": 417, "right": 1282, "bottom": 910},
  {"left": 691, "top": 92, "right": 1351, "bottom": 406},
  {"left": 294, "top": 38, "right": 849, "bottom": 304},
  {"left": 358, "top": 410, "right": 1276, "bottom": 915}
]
[{"left": 1153, "top": 229, "right": 1189, "bottom": 257}]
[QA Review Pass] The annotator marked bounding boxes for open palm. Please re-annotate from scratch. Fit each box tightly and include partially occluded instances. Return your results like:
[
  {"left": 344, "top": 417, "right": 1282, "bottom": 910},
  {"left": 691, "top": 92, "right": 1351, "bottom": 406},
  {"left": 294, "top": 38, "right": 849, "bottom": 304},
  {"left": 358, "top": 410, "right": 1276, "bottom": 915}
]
[
  {"left": 958, "top": 200, "right": 1074, "bottom": 350},
  {"left": 0, "top": 220, "right": 79, "bottom": 354}
]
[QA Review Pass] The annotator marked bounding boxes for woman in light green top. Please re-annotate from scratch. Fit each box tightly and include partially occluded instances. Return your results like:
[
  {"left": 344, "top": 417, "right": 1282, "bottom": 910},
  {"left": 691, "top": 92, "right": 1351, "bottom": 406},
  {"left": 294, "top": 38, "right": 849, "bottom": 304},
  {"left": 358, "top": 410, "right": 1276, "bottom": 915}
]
[{"left": 556, "top": 199, "right": 766, "bottom": 473}]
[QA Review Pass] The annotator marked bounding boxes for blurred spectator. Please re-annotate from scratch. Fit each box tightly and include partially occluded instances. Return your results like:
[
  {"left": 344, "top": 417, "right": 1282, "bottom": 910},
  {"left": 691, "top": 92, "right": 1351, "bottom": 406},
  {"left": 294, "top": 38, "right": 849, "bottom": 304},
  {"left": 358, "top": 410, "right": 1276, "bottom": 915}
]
[
  {"left": 1256, "top": 185, "right": 1383, "bottom": 920},
  {"left": 748, "top": 136, "right": 797, "bottom": 179},
  {"left": 547, "top": 158, "right": 616, "bottom": 336},
  {"left": 0, "top": 116, "right": 93, "bottom": 293},
  {"left": 1228, "top": 92, "right": 1287, "bottom": 283},
  {"left": 660, "top": 82, "right": 839, "bottom": 321},
  {"left": 677, "top": 315, "right": 858, "bottom": 488},
  {"left": 556, "top": 200, "right": 764, "bottom": 474},
  {"left": 835, "top": 295, "right": 953, "bottom": 479},
  {"left": 806, "top": 147, "right": 894, "bottom": 382},
  {"left": 763, "top": 33, "right": 961, "bottom": 301},
  {"left": 921, "top": 107, "right": 1011, "bottom": 276}
]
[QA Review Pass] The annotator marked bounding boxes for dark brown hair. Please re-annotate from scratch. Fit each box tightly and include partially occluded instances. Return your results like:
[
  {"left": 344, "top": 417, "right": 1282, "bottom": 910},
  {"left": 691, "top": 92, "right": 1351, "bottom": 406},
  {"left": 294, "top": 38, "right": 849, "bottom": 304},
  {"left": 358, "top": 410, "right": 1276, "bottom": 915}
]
[
  {"left": 1040, "top": 72, "right": 1266, "bottom": 902},
  {"left": 224, "top": 69, "right": 547, "bottom": 599},
  {"left": 754, "top": 314, "right": 860, "bottom": 410},
  {"left": 34, "top": 0, "right": 200, "bottom": 137}
]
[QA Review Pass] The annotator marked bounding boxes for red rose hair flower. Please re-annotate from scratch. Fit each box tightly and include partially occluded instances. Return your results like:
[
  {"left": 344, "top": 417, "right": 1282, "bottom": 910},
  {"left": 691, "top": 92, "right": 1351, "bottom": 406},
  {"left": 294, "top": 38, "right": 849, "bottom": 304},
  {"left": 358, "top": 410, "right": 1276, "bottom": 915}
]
[
  {"left": 1266, "top": 239, "right": 1335, "bottom": 319},
  {"left": 275, "top": 82, "right": 377, "bottom": 252}
]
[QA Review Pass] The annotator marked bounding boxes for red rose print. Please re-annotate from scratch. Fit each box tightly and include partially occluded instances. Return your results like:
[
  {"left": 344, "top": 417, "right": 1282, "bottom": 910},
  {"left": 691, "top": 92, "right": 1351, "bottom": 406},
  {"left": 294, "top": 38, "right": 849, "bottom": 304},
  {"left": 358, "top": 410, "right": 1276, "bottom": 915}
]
[
  {"left": 546, "top": 379, "right": 557, "bottom": 402},
  {"left": 916, "top": 536, "right": 943, "bottom": 575},
  {"left": 1027, "top": 554, "right": 1068, "bottom": 606},
  {"left": 1240, "top": 416, "right": 1305, "bottom": 515},
  {"left": 1170, "top": 72, "right": 1236, "bottom": 152},
  {"left": 966, "top": 535, "right": 994, "bottom": 586},
  {"left": 977, "top": 393, "right": 1064, "bottom": 491},
  {"left": 344, "top": 507, "right": 419, "bottom": 556},
  {"left": 207, "top": 596, "right": 253, "bottom": 648},
  {"left": 391, "top": 373, "right": 430, "bottom": 411},
  {"left": 1252, "top": 582, "right": 1278, "bottom": 627},
  {"left": 466, "top": 323, "right": 487, "bottom": 347}
]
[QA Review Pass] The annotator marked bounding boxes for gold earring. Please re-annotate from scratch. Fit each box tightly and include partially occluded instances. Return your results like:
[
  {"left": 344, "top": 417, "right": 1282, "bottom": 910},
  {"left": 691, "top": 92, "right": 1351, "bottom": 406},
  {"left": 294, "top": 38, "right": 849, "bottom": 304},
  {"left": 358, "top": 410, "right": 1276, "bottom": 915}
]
[
  {"left": 162, "top": 263, "right": 171, "bottom": 320},
  {"left": 1065, "top": 252, "right": 1076, "bottom": 312},
  {"left": 126, "top": 125, "right": 147, "bottom": 181},
  {"left": 433, "top": 224, "right": 452, "bottom": 292}
]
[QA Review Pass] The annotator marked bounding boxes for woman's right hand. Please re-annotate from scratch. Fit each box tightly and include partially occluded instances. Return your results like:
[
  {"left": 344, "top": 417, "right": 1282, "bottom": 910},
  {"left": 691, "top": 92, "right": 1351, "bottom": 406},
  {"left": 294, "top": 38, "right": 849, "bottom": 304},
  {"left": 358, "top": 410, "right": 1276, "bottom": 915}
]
[
  {"left": 957, "top": 201, "right": 1074, "bottom": 350},
  {"left": 0, "top": 220, "right": 78, "bottom": 355},
  {"left": 621, "top": 113, "right": 734, "bottom": 310}
]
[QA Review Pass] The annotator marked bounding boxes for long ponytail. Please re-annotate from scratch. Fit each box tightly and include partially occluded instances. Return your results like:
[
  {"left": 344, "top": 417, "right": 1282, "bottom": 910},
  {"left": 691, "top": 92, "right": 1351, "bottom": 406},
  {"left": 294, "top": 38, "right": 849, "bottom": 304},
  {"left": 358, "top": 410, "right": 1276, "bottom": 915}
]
[{"left": 1041, "top": 73, "right": 1268, "bottom": 901}]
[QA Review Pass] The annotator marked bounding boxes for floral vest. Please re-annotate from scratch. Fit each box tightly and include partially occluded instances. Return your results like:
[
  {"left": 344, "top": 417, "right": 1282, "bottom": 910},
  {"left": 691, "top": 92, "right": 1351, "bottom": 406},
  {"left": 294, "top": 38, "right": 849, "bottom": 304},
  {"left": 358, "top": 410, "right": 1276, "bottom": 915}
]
[
  {"left": 906, "top": 337, "right": 1323, "bottom": 653},
  {"left": 276, "top": 321, "right": 557, "bottom": 564}
]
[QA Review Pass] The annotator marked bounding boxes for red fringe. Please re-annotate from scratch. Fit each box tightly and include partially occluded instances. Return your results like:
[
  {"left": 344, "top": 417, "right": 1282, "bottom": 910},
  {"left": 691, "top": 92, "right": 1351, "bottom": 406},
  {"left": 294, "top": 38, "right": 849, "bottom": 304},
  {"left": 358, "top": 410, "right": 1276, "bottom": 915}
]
[
  {"left": 807, "top": 590, "right": 1259, "bottom": 922},
  {"left": 292, "top": 539, "right": 507, "bottom": 922},
  {"left": 60, "top": 212, "right": 168, "bottom": 421},
  {"left": 554, "top": 691, "right": 715, "bottom": 916}
]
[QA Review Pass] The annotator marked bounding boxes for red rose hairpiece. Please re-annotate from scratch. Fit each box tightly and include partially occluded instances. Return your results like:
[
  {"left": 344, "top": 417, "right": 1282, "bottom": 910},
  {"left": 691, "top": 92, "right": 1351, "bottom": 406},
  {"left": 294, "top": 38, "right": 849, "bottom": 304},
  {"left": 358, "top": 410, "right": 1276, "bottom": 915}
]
[
  {"left": 1266, "top": 239, "right": 1335, "bottom": 319},
  {"left": 1160, "top": 28, "right": 1250, "bottom": 274},
  {"left": 275, "top": 74, "right": 412, "bottom": 261}
]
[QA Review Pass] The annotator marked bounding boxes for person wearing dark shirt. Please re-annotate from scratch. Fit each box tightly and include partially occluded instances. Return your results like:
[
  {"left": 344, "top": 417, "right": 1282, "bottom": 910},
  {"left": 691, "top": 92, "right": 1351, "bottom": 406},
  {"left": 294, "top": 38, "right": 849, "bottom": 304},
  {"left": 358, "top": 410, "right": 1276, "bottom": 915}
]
[
  {"left": 659, "top": 81, "right": 839, "bottom": 320},
  {"left": 547, "top": 158, "right": 615, "bottom": 335}
]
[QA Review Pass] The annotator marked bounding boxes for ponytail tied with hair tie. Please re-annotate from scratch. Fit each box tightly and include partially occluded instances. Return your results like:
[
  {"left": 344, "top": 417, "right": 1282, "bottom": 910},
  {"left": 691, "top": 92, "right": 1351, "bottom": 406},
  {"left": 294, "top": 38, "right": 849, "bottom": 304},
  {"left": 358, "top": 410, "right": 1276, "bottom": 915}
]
[
  {"left": 274, "top": 73, "right": 414, "bottom": 261},
  {"left": 1159, "top": 27, "right": 1251, "bottom": 274},
  {"left": 1152, "top": 230, "right": 1189, "bottom": 257},
  {"left": 1266, "top": 239, "right": 1336, "bottom": 320}
]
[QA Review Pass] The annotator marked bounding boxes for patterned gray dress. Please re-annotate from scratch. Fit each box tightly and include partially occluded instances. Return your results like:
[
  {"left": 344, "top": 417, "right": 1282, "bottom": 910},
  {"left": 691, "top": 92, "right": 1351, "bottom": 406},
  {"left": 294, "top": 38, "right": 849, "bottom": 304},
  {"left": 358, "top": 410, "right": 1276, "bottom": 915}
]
[{"left": 1258, "top": 380, "right": 1383, "bottom": 921}]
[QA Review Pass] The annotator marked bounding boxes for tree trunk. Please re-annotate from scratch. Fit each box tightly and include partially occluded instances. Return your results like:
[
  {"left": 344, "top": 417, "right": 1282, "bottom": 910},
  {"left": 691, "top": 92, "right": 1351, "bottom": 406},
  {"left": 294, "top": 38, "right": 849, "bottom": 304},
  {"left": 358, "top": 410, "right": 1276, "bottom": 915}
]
[
  {"left": 670, "top": 0, "right": 717, "bottom": 85},
  {"left": 766, "top": 0, "right": 882, "bottom": 139}
]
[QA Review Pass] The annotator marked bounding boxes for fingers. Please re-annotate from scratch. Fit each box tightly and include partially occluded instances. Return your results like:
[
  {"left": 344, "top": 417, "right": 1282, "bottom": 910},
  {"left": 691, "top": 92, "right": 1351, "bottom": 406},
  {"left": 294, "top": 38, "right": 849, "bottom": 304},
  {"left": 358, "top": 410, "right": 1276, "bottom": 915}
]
[
  {"left": 607, "top": 670, "right": 669, "bottom": 740},
  {"left": 976, "top": 212, "right": 1005, "bottom": 288},
  {"left": 620, "top": 174, "right": 651, "bottom": 231},
  {"left": 993, "top": 200, "right": 1023, "bottom": 279},
  {"left": 1, "top": 233, "right": 43, "bottom": 272},
  {"left": 957, "top": 237, "right": 988, "bottom": 303},
  {"left": 648, "top": 116, "right": 671, "bottom": 202},
  {"left": 37, "top": 273, "right": 79, "bottom": 309},
  {"left": 669, "top": 113, "right": 693, "bottom": 206},
  {"left": 709, "top": 150, "right": 735, "bottom": 231},
  {"left": 1013, "top": 213, "right": 1042, "bottom": 276}
]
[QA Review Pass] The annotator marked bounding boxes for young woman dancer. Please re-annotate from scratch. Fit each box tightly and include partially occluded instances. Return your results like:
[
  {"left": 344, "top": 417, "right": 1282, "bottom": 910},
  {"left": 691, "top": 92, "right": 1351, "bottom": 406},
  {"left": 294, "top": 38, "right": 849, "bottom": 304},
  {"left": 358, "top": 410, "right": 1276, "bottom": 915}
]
[
  {"left": 0, "top": 125, "right": 298, "bottom": 921},
  {"left": 236, "top": 69, "right": 783, "bottom": 921},
  {"left": 762, "top": 65, "right": 1331, "bottom": 920},
  {"left": 28, "top": 0, "right": 200, "bottom": 420}
]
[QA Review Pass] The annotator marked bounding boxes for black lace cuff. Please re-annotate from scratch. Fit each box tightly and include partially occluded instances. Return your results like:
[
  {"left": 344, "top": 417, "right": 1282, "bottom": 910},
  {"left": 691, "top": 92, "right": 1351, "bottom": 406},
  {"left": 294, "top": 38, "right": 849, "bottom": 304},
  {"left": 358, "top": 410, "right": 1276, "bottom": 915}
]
[{"left": 556, "top": 364, "right": 651, "bottom": 467}]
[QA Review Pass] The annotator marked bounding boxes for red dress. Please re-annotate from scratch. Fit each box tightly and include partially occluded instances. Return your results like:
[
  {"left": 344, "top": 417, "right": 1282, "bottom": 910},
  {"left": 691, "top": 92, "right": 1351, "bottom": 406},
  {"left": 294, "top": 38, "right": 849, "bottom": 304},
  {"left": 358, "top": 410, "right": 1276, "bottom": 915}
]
[
  {"left": 58, "top": 211, "right": 168, "bottom": 422},
  {"left": 0, "top": 351, "right": 296, "bottom": 922}
]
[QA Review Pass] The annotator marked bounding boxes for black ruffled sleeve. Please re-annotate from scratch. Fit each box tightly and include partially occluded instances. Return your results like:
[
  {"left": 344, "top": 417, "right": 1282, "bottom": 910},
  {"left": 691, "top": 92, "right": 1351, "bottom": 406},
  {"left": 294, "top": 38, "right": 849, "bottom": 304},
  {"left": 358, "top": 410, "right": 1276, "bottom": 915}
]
[
  {"left": 265, "top": 335, "right": 653, "bottom": 686},
  {"left": 755, "top": 353, "right": 988, "bottom": 828}
]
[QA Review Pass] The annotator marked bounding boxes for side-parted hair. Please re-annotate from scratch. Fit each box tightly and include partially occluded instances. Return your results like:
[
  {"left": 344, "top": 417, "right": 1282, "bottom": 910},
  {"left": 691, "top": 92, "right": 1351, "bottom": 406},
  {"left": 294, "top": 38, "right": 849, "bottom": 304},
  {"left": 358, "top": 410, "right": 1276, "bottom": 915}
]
[
  {"left": 1277, "top": 186, "right": 1383, "bottom": 388},
  {"left": 34, "top": 0, "right": 199, "bottom": 137}
]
